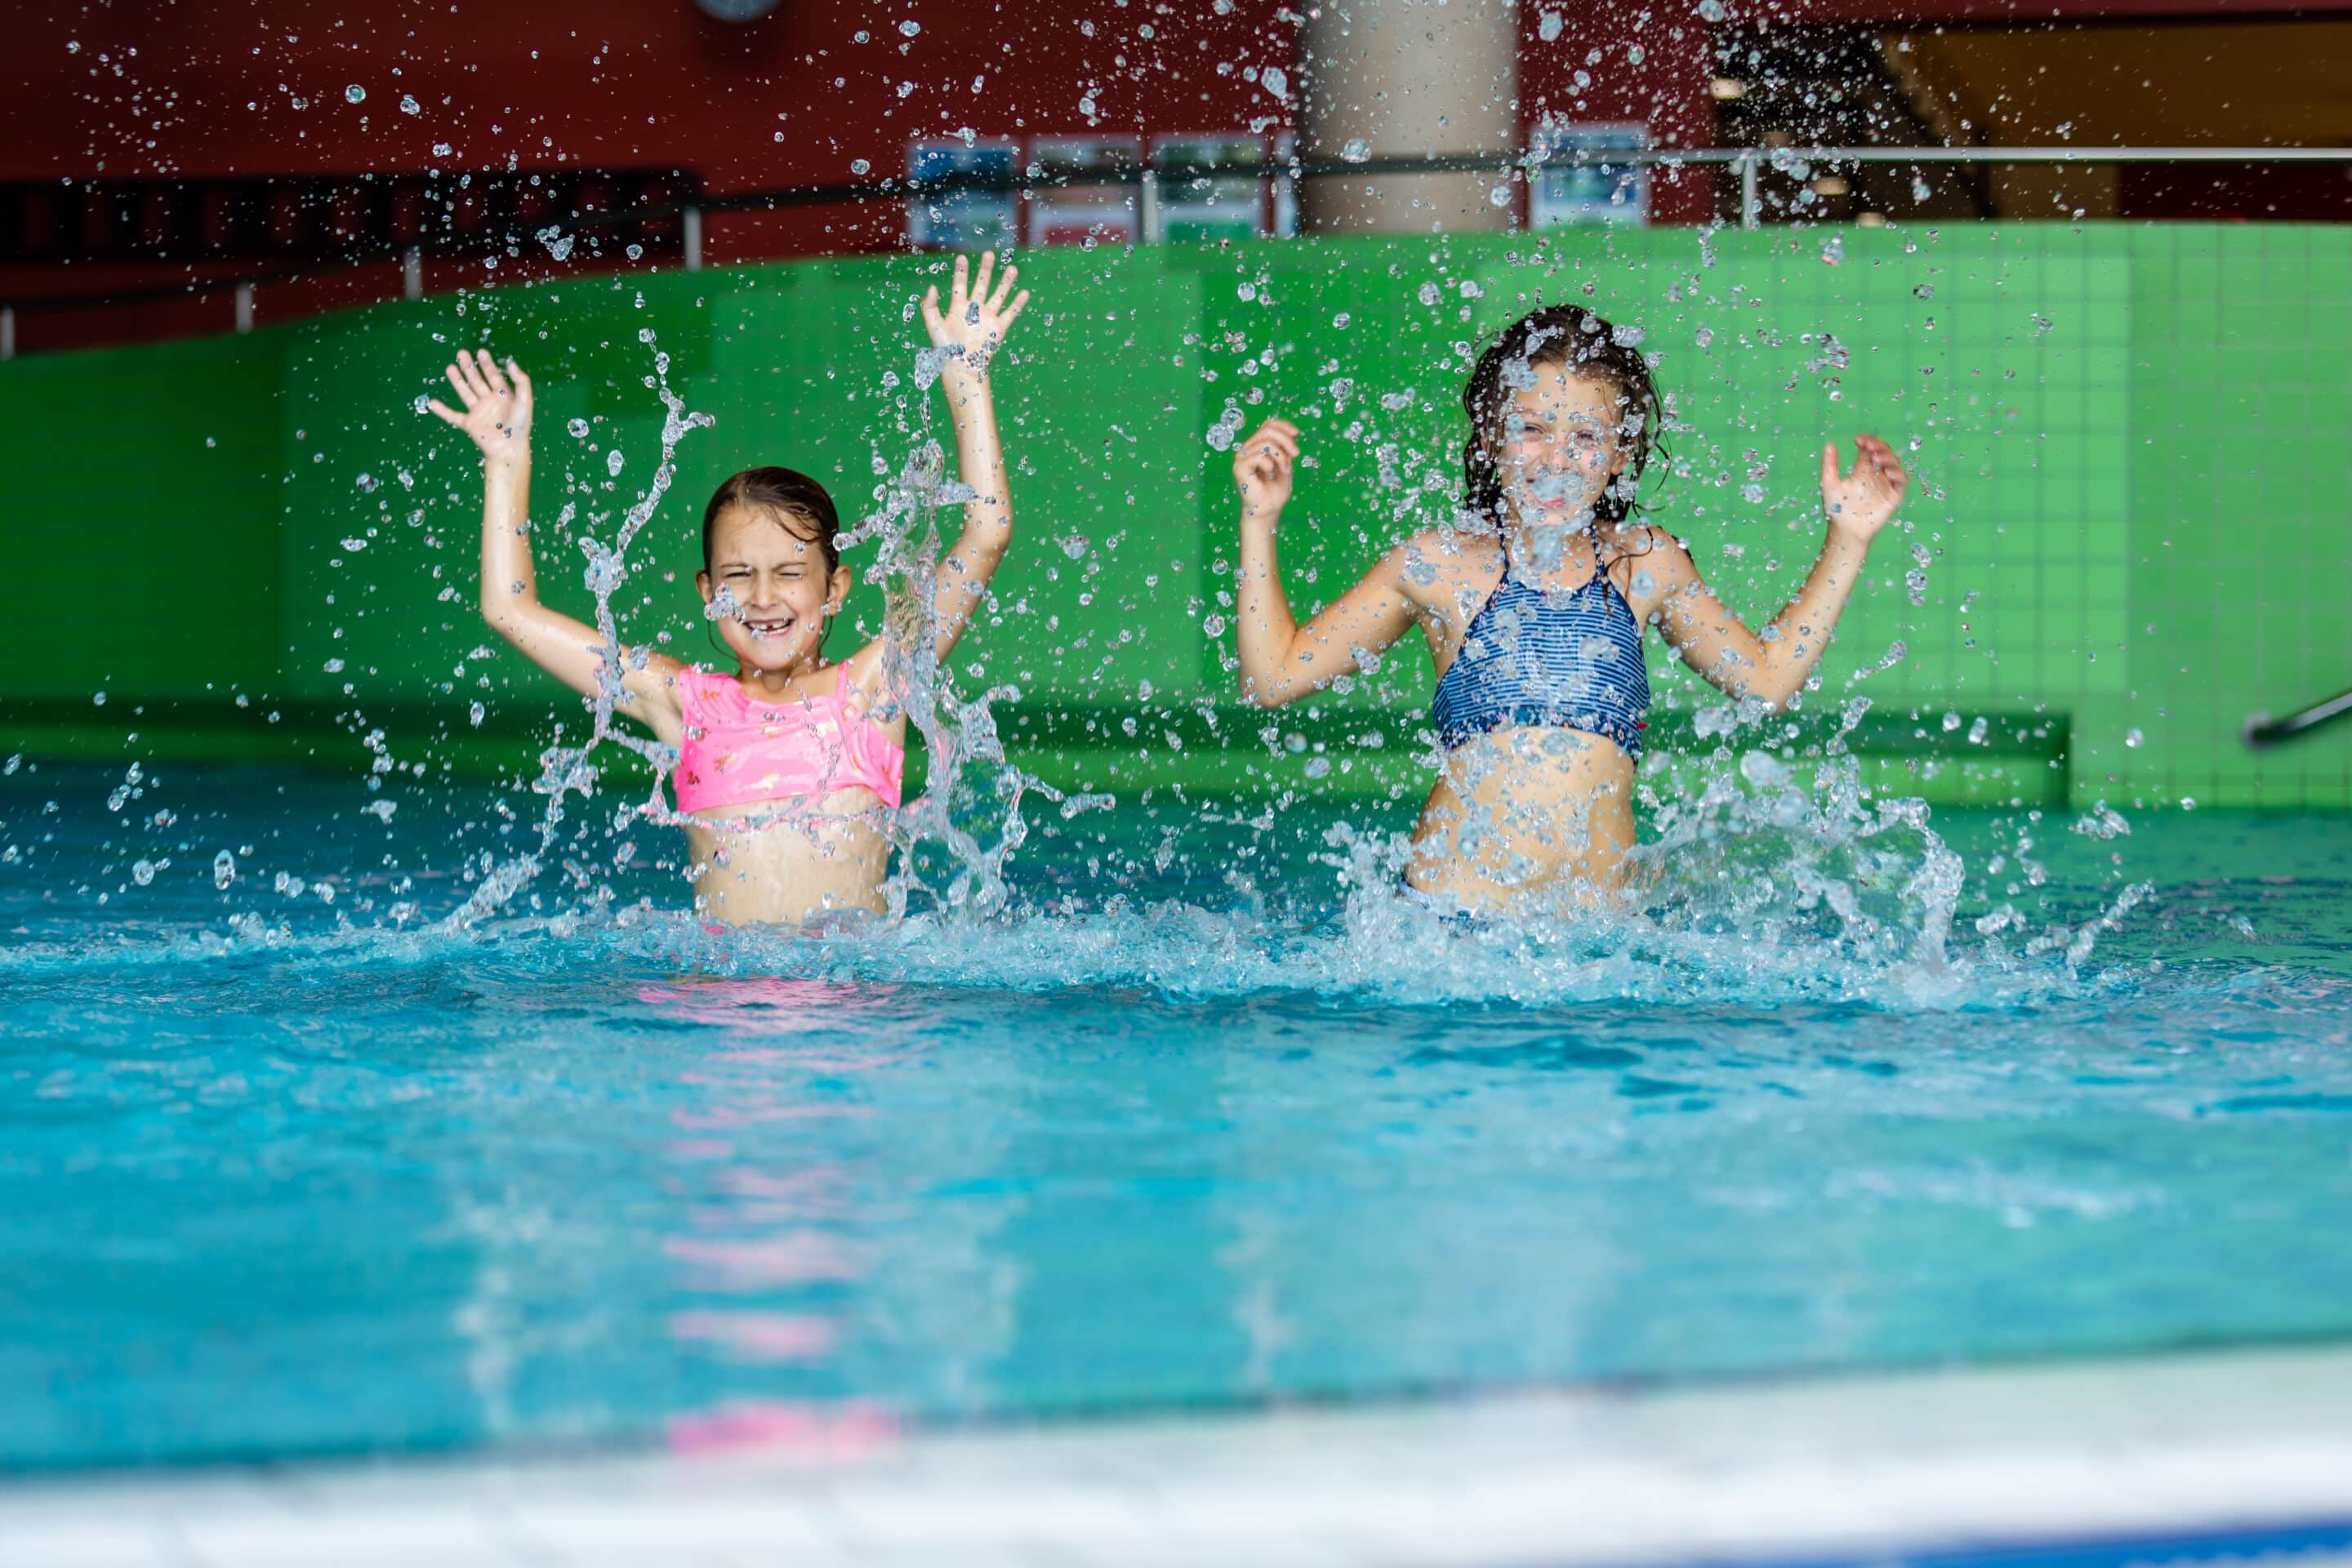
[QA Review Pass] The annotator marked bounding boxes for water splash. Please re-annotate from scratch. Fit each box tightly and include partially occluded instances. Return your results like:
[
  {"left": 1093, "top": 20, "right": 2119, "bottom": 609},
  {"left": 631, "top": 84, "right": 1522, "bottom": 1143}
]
[{"left": 440, "top": 329, "right": 713, "bottom": 931}]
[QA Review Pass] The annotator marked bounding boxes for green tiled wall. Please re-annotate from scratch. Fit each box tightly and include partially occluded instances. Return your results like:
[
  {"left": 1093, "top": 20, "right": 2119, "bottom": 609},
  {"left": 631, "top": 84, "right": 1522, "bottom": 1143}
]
[{"left": 2, "top": 226, "right": 2346, "bottom": 807}]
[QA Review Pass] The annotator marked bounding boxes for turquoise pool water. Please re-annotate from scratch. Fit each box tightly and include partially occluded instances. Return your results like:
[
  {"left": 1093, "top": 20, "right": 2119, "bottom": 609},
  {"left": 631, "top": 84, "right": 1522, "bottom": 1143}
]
[{"left": 3, "top": 760, "right": 2350, "bottom": 1472}]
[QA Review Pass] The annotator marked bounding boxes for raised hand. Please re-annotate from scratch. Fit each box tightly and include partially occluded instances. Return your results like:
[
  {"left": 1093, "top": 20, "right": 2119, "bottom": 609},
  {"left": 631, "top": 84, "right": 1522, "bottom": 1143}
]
[
  {"left": 920, "top": 251, "right": 1029, "bottom": 376},
  {"left": 425, "top": 349, "right": 532, "bottom": 466},
  {"left": 1820, "top": 432, "right": 1909, "bottom": 544},
  {"left": 1235, "top": 416, "right": 1298, "bottom": 528}
]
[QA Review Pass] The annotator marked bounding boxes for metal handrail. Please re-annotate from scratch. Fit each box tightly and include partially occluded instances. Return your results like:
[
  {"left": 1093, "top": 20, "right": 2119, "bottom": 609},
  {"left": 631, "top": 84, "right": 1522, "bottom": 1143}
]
[
  {"left": 2244, "top": 688, "right": 2352, "bottom": 750},
  {"left": 5, "top": 143, "right": 2350, "bottom": 345}
]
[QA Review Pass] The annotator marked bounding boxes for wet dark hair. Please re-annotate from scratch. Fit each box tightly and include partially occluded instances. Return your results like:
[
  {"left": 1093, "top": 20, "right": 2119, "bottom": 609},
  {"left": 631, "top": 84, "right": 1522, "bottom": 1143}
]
[
  {"left": 1461, "top": 304, "right": 1665, "bottom": 530},
  {"left": 700, "top": 466, "right": 841, "bottom": 576}
]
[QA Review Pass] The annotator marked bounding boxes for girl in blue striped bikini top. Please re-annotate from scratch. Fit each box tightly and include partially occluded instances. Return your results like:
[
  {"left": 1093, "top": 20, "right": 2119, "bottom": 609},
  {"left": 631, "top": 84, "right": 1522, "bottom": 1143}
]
[
  {"left": 1228, "top": 301, "right": 1914, "bottom": 917},
  {"left": 1431, "top": 535, "right": 1651, "bottom": 762}
]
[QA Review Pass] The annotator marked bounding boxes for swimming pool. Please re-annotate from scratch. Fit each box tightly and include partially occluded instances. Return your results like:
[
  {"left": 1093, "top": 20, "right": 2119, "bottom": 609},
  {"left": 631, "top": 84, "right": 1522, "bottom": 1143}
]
[{"left": 3, "top": 759, "right": 2350, "bottom": 1475}]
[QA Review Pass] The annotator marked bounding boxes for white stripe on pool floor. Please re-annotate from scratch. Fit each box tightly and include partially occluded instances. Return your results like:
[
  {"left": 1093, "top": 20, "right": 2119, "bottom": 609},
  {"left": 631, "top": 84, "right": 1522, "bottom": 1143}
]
[{"left": 6, "top": 1343, "right": 2352, "bottom": 1568}]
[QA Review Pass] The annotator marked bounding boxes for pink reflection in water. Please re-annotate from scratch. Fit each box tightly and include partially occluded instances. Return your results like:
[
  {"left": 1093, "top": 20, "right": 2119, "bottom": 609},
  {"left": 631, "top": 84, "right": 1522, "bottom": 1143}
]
[
  {"left": 664, "top": 1232, "right": 866, "bottom": 1288},
  {"left": 669, "top": 1310, "right": 838, "bottom": 1361},
  {"left": 637, "top": 978, "right": 928, "bottom": 1071},
  {"left": 669, "top": 1101, "right": 875, "bottom": 1129},
  {"left": 668, "top": 1400, "right": 898, "bottom": 1458}
]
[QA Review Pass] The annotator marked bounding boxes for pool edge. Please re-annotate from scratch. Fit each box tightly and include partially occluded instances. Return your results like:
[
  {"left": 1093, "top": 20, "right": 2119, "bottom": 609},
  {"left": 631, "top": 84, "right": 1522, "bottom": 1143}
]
[{"left": 7, "top": 1339, "right": 2352, "bottom": 1566}]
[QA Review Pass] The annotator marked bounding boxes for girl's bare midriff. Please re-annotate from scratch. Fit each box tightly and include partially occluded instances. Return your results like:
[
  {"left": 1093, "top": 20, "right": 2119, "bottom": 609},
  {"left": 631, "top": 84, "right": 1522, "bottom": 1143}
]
[
  {"left": 686, "top": 791, "right": 893, "bottom": 925},
  {"left": 1405, "top": 724, "right": 1638, "bottom": 910}
]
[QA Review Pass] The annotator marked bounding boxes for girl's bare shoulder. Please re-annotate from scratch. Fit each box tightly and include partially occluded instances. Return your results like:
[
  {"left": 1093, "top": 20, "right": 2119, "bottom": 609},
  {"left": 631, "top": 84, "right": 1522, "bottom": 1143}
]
[{"left": 1386, "top": 522, "right": 1501, "bottom": 604}]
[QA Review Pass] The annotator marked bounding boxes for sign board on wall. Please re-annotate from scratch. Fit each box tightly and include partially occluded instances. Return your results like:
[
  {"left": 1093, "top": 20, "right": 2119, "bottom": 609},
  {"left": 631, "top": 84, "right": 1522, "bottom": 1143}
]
[
  {"left": 1529, "top": 121, "right": 1650, "bottom": 228},
  {"left": 1027, "top": 136, "right": 1143, "bottom": 247},
  {"left": 1152, "top": 135, "right": 1267, "bottom": 243},
  {"left": 907, "top": 138, "right": 1019, "bottom": 251}
]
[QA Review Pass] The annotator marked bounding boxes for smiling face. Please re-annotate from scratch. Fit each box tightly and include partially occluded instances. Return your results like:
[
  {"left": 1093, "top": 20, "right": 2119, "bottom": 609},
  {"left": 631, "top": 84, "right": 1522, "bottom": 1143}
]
[
  {"left": 1490, "top": 363, "right": 1633, "bottom": 532},
  {"left": 694, "top": 503, "right": 853, "bottom": 675}
]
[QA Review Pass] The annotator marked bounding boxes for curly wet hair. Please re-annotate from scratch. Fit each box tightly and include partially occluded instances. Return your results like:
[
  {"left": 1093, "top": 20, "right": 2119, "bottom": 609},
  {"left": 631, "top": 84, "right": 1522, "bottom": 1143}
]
[{"left": 1460, "top": 304, "right": 1665, "bottom": 530}]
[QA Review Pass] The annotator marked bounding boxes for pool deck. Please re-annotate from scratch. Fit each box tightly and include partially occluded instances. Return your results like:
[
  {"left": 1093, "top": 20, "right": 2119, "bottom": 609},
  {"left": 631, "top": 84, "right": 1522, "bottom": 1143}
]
[{"left": 7, "top": 1343, "right": 2352, "bottom": 1567}]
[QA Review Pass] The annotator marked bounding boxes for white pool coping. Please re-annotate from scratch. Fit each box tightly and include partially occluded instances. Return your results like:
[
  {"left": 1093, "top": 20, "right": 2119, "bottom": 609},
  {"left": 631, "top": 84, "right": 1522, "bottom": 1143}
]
[{"left": 7, "top": 1343, "right": 2352, "bottom": 1567}]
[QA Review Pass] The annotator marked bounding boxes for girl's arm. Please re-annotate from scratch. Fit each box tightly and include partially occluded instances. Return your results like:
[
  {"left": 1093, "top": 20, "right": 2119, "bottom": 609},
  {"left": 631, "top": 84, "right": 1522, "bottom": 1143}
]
[
  {"left": 1232, "top": 417, "right": 1419, "bottom": 709},
  {"left": 894, "top": 252, "right": 1030, "bottom": 674},
  {"left": 1646, "top": 433, "right": 1909, "bottom": 709},
  {"left": 426, "top": 350, "right": 685, "bottom": 737}
]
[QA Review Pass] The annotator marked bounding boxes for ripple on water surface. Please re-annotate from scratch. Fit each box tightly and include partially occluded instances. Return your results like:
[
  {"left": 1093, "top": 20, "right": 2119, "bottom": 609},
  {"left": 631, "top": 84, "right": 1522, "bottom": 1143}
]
[{"left": 2, "top": 764, "right": 2349, "bottom": 1472}]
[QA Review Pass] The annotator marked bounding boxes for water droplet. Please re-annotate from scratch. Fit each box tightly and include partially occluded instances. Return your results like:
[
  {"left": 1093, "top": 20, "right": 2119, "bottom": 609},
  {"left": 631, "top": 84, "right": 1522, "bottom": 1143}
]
[
  {"left": 213, "top": 850, "right": 237, "bottom": 889},
  {"left": 469, "top": 702, "right": 487, "bottom": 728},
  {"left": 2124, "top": 728, "right": 2144, "bottom": 748},
  {"left": 345, "top": 83, "right": 365, "bottom": 104},
  {"left": 606, "top": 448, "right": 626, "bottom": 478},
  {"left": 898, "top": 18, "right": 920, "bottom": 35},
  {"left": 1538, "top": 10, "right": 1564, "bottom": 41},
  {"left": 354, "top": 472, "right": 377, "bottom": 492},
  {"left": 1340, "top": 138, "right": 1370, "bottom": 164},
  {"left": 399, "top": 93, "right": 421, "bottom": 115},
  {"left": 432, "top": 141, "right": 452, "bottom": 158},
  {"left": 1417, "top": 281, "right": 1441, "bottom": 306},
  {"left": 131, "top": 859, "right": 157, "bottom": 887},
  {"left": 851, "top": 158, "right": 871, "bottom": 176},
  {"left": 568, "top": 417, "right": 590, "bottom": 439}
]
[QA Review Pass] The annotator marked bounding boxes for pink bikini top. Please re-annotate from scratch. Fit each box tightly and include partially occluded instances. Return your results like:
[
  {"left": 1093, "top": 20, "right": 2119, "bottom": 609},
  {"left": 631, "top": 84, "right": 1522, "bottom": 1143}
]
[{"left": 672, "top": 666, "right": 904, "bottom": 816}]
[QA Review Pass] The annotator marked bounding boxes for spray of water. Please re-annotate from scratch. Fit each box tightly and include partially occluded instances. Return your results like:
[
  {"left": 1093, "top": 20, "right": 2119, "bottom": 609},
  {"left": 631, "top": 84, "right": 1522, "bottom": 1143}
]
[
  {"left": 439, "top": 328, "right": 713, "bottom": 930},
  {"left": 431, "top": 327, "right": 1069, "bottom": 934}
]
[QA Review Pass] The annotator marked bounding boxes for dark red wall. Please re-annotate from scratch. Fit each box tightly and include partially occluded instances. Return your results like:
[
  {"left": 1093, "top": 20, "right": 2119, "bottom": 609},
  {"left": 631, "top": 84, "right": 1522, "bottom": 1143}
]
[
  {"left": 18, "top": 0, "right": 2324, "bottom": 352},
  {"left": 3, "top": 0, "right": 1312, "bottom": 346}
]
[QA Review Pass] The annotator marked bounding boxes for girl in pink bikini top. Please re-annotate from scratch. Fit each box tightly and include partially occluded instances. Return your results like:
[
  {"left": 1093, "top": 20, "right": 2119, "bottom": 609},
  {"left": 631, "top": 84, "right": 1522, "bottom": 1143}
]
[
  {"left": 671, "top": 664, "right": 903, "bottom": 815},
  {"left": 433, "top": 249, "right": 1030, "bottom": 923}
]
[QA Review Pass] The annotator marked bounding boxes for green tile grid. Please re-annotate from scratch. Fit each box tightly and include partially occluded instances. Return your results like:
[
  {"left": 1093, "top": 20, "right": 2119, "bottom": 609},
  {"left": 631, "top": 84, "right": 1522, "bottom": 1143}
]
[{"left": 2, "top": 225, "right": 2346, "bottom": 808}]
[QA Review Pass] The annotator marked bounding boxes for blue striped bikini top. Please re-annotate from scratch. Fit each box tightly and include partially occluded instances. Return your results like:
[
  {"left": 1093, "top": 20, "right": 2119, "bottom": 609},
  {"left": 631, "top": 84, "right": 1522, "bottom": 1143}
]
[{"left": 1431, "top": 551, "right": 1650, "bottom": 760}]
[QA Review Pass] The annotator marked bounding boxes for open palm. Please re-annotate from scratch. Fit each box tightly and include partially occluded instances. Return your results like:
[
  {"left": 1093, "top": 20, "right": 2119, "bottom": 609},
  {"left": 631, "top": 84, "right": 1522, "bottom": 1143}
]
[
  {"left": 1820, "top": 433, "right": 1909, "bottom": 542},
  {"left": 425, "top": 348, "right": 532, "bottom": 464},
  {"left": 920, "top": 251, "right": 1029, "bottom": 373}
]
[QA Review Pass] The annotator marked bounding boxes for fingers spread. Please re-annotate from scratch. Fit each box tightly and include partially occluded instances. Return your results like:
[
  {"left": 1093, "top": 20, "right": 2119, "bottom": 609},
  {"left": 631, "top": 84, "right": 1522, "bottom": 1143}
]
[
  {"left": 424, "top": 398, "right": 465, "bottom": 427},
  {"left": 506, "top": 358, "right": 532, "bottom": 392},
  {"left": 445, "top": 361, "right": 482, "bottom": 409},
  {"left": 477, "top": 350, "right": 511, "bottom": 396},
  {"left": 988, "top": 261, "right": 1019, "bottom": 311},
  {"left": 950, "top": 252, "right": 970, "bottom": 303},
  {"left": 972, "top": 249, "right": 996, "bottom": 301},
  {"left": 998, "top": 288, "right": 1030, "bottom": 330},
  {"left": 1820, "top": 441, "right": 1842, "bottom": 488}
]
